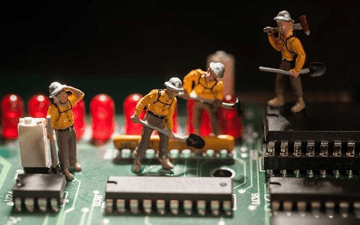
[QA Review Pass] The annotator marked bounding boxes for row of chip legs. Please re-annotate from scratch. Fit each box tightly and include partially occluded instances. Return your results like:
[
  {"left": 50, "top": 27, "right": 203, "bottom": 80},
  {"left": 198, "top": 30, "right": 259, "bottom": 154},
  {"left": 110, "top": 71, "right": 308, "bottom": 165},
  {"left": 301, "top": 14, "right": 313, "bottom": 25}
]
[
  {"left": 105, "top": 199, "right": 232, "bottom": 216},
  {"left": 272, "top": 200, "right": 360, "bottom": 218},
  {"left": 14, "top": 197, "right": 60, "bottom": 212}
]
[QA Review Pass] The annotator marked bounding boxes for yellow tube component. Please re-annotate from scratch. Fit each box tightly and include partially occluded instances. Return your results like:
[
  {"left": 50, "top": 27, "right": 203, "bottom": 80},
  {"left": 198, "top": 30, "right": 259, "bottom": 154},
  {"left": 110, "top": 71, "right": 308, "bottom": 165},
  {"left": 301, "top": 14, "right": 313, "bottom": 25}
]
[{"left": 113, "top": 134, "right": 234, "bottom": 152}]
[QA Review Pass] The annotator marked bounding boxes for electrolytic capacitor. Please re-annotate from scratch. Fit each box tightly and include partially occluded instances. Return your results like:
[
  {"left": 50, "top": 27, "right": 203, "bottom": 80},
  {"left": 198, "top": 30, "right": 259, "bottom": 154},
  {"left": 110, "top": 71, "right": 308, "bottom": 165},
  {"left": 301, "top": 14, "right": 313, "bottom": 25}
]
[
  {"left": 73, "top": 99, "right": 86, "bottom": 140},
  {"left": 186, "top": 99, "right": 211, "bottom": 136},
  {"left": 124, "top": 93, "right": 145, "bottom": 135},
  {"left": 219, "top": 94, "right": 242, "bottom": 138},
  {"left": 1, "top": 94, "right": 24, "bottom": 139},
  {"left": 90, "top": 94, "right": 115, "bottom": 144},
  {"left": 28, "top": 94, "right": 50, "bottom": 118}
]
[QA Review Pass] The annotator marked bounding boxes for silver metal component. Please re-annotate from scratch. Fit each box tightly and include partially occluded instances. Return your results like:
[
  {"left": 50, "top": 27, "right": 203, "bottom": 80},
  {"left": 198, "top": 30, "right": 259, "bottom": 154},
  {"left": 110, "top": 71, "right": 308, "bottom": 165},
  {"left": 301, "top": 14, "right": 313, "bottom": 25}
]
[
  {"left": 283, "top": 201, "right": 292, "bottom": 212},
  {"left": 116, "top": 199, "right": 126, "bottom": 214},
  {"left": 353, "top": 202, "right": 360, "bottom": 218},
  {"left": 14, "top": 197, "right": 22, "bottom": 212},
  {"left": 306, "top": 140, "right": 315, "bottom": 157},
  {"left": 271, "top": 201, "right": 280, "bottom": 212},
  {"left": 297, "top": 201, "right": 307, "bottom": 212},
  {"left": 143, "top": 199, "right": 152, "bottom": 214},
  {"left": 320, "top": 140, "right": 328, "bottom": 156},
  {"left": 293, "top": 170, "right": 300, "bottom": 176},
  {"left": 210, "top": 200, "right": 220, "bottom": 216},
  {"left": 105, "top": 199, "right": 113, "bottom": 214},
  {"left": 156, "top": 199, "right": 166, "bottom": 215},
  {"left": 280, "top": 169, "right": 287, "bottom": 176},
  {"left": 197, "top": 200, "right": 206, "bottom": 216},
  {"left": 325, "top": 201, "right": 335, "bottom": 218},
  {"left": 333, "top": 140, "right": 342, "bottom": 157},
  {"left": 24, "top": 198, "right": 35, "bottom": 212},
  {"left": 333, "top": 170, "right": 340, "bottom": 177},
  {"left": 280, "top": 140, "right": 288, "bottom": 156},
  {"left": 223, "top": 200, "right": 232, "bottom": 216},
  {"left": 320, "top": 170, "right": 326, "bottom": 177},
  {"left": 293, "top": 140, "right": 302, "bottom": 156},
  {"left": 306, "top": 170, "right": 314, "bottom": 177},
  {"left": 38, "top": 198, "right": 47, "bottom": 212},
  {"left": 170, "top": 200, "right": 179, "bottom": 215},
  {"left": 267, "top": 141, "right": 275, "bottom": 156},
  {"left": 130, "top": 199, "right": 139, "bottom": 214},
  {"left": 50, "top": 198, "right": 59, "bottom": 212},
  {"left": 339, "top": 202, "right": 349, "bottom": 218},
  {"left": 347, "top": 141, "right": 355, "bottom": 157},
  {"left": 183, "top": 200, "right": 193, "bottom": 215},
  {"left": 346, "top": 170, "right": 353, "bottom": 178},
  {"left": 311, "top": 201, "right": 321, "bottom": 217}
]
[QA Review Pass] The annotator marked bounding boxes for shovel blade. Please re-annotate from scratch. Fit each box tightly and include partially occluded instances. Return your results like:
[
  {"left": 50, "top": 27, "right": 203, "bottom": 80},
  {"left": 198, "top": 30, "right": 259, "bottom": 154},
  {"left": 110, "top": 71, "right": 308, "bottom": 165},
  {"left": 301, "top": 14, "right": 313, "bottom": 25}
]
[
  {"left": 186, "top": 133, "right": 206, "bottom": 149},
  {"left": 310, "top": 62, "right": 327, "bottom": 77}
]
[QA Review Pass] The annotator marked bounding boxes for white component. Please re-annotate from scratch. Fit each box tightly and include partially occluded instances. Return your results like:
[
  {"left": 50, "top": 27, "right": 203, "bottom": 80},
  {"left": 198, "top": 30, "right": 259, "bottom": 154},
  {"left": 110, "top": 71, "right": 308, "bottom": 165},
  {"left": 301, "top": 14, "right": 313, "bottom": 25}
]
[{"left": 18, "top": 117, "right": 51, "bottom": 168}]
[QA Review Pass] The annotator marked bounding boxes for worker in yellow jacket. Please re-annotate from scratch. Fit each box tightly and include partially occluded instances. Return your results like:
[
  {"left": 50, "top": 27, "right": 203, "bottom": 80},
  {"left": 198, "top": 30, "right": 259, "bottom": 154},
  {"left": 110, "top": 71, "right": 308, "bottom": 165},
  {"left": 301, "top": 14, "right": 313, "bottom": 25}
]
[
  {"left": 131, "top": 77, "right": 183, "bottom": 173},
  {"left": 181, "top": 62, "right": 225, "bottom": 136},
  {"left": 266, "top": 10, "right": 306, "bottom": 113},
  {"left": 47, "top": 82, "right": 84, "bottom": 180}
]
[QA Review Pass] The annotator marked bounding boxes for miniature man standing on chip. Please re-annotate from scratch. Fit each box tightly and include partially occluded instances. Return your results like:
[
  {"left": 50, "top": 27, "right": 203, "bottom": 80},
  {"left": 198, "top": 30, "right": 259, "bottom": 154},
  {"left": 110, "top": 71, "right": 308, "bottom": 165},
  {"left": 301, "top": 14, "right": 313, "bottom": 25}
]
[
  {"left": 131, "top": 77, "right": 183, "bottom": 173},
  {"left": 47, "top": 82, "right": 84, "bottom": 180},
  {"left": 265, "top": 10, "right": 306, "bottom": 113},
  {"left": 181, "top": 62, "right": 225, "bottom": 136}
]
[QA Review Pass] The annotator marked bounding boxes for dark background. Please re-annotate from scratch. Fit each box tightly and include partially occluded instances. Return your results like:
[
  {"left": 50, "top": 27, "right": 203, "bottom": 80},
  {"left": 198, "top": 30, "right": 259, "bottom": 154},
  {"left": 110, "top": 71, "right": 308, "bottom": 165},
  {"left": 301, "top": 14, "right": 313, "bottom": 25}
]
[{"left": 0, "top": 0, "right": 359, "bottom": 113}]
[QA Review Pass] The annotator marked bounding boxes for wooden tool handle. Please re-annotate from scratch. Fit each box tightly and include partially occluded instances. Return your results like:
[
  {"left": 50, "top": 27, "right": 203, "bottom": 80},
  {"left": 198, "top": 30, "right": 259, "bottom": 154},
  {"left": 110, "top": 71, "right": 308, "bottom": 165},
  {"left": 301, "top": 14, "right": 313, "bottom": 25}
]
[{"left": 299, "top": 15, "right": 310, "bottom": 35}]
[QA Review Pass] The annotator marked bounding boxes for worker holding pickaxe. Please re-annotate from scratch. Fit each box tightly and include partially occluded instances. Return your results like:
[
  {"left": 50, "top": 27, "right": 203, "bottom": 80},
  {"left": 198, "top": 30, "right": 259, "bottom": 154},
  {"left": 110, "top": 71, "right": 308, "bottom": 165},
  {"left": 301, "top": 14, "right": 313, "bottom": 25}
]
[{"left": 265, "top": 10, "right": 306, "bottom": 113}]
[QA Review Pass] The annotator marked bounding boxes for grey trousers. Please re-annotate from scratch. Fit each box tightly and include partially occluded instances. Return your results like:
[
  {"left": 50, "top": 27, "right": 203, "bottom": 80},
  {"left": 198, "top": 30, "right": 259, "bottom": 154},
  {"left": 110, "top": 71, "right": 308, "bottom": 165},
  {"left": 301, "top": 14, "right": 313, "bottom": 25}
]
[
  {"left": 193, "top": 101, "right": 220, "bottom": 136},
  {"left": 275, "top": 60, "right": 304, "bottom": 98},
  {"left": 56, "top": 128, "right": 77, "bottom": 171},
  {"left": 134, "top": 112, "right": 169, "bottom": 161}
]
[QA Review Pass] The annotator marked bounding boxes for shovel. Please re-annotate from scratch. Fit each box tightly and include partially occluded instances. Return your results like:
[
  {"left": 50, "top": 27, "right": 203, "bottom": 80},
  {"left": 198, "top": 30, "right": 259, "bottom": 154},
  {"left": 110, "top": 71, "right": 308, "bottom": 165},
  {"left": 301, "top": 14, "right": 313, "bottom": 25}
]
[
  {"left": 259, "top": 62, "right": 326, "bottom": 77},
  {"left": 139, "top": 119, "right": 205, "bottom": 149}
]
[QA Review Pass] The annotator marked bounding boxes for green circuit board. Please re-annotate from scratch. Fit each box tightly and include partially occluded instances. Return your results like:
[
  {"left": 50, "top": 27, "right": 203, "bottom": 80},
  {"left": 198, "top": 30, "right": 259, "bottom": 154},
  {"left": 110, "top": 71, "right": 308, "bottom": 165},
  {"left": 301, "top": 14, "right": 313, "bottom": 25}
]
[{"left": 0, "top": 104, "right": 270, "bottom": 225}]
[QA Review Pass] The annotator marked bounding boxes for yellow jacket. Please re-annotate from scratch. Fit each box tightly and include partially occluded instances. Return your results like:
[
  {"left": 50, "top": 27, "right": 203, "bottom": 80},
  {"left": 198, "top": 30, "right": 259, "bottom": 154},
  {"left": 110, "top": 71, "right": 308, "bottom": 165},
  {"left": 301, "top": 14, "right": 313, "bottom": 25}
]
[
  {"left": 268, "top": 30, "right": 306, "bottom": 72},
  {"left": 183, "top": 69, "right": 223, "bottom": 101},
  {"left": 47, "top": 93, "right": 84, "bottom": 130},
  {"left": 134, "top": 89, "right": 177, "bottom": 131}
]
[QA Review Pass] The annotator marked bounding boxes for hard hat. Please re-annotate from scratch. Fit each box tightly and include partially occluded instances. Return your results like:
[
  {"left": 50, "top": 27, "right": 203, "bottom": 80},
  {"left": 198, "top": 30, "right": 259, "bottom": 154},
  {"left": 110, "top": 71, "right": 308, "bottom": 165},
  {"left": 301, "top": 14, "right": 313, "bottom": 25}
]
[
  {"left": 165, "top": 77, "right": 184, "bottom": 92},
  {"left": 274, "top": 10, "right": 295, "bottom": 23},
  {"left": 210, "top": 62, "right": 225, "bottom": 78},
  {"left": 49, "top": 82, "right": 67, "bottom": 98}
]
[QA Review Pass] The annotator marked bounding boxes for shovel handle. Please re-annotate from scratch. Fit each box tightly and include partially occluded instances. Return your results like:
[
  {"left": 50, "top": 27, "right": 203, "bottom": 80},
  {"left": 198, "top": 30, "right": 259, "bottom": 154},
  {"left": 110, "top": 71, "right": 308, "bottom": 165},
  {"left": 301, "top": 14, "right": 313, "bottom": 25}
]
[
  {"left": 259, "top": 66, "right": 310, "bottom": 75},
  {"left": 138, "top": 119, "right": 187, "bottom": 142}
]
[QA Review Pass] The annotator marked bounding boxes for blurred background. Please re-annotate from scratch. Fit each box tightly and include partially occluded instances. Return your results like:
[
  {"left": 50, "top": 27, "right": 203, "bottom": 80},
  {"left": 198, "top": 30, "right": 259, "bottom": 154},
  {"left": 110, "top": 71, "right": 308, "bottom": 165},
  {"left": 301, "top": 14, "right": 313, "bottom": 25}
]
[{"left": 0, "top": 0, "right": 359, "bottom": 113}]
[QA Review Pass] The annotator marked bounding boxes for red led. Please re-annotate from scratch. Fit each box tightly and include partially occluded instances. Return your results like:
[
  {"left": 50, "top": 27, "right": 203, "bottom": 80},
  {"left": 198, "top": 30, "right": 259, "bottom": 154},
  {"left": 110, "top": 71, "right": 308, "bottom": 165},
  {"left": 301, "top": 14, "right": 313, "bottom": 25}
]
[
  {"left": 28, "top": 94, "right": 50, "bottom": 118},
  {"left": 186, "top": 99, "right": 212, "bottom": 136},
  {"left": 219, "top": 94, "right": 243, "bottom": 138},
  {"left": 124, "top": 94, "right": 145, "bottom": 135},
  {"left": 1, "top": 94, "right": 24, "bottom": 139},
  {"left": 73, "top": 99, "right": 86, "bottom": 140},
  {"left": 90, "top": 94, "right": 115, "bottom": 144}
]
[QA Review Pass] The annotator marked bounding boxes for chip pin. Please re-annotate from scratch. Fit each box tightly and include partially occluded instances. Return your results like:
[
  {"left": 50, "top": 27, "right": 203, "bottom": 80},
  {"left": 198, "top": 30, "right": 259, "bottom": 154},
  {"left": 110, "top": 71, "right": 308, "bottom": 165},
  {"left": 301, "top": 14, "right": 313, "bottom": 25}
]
[
  {"left": 50, "top": 198, "right": 59, "bottom": 212},
  {"left": 105, "top": 199, "right": 113, "bottom": 214},
  {"left": 310, "top": 201, "right": 321, "bottom": 218},
  {"left": 38, "top": 198, "right": 47, "bottom": 212},
  {"left": 197, "top": 200, "right": 206, "bottom": 216},
  {"left": 296, "top": 201, "right": 307, "bottom": 213},
  {"left": 223, "top": 200, "right": 232, "bottom": 216},
  {"left": 320, "top": 140, "right": 328, "bottom": 157},
  {"left": 283, "top": 201, "right": 292, "bottom": 212},
  {"left": 24, "top": 198, "right": 35, "bottom": 212},
  {"left": 271, "top": 201, "right": 280, "bottom": 212},
  {"left": 333, "top": 140, "right": 342, "bottom": 157},
  {"left": 353, "top": 202, "right": 360, "bottom": 218},
  {"left": 325, "top": 201, "right": 335, "bottom": 218},
  {"left": 319, "top": 170, "right": 327, "bottom": 177},
  {"left": 210, "top": 200, "right": 220, "bottom": 216},
  {"left": 293, "top": 140, "right": 302, "bottom": 156},
  {"left": 170, "top": 200, "right": 179, "bottom": 215},
  {"left": 130, "top": 199, "right": 139, "bottom": 214},
  {"left": 156, "top": 199, "right": 166, "bottom": 215},
  {"left": 143, "top": 199, "right": 152, "bottom": 214},
  {"left": 280, "top": 140, "right": 288, "bottom": 157},
  {"left": 183, "top": 200, "right": 193, "bottom": 215},
  {"left": 267, "top": 141, "right": 275, "bottom": 156},
  {"left": 116, "top": 199, "right": 126, "bottom": 214},
  {"left": 347, "top": 141, "right": 355, "bottom": 157},
  {"left": 339, "top": 201, "right": 349, "bottom": 218},
  {"left": 306, "top": 140, "right": 315, "bottom": 157},
  {"left": 14, "top": 197, "right": 22, "bottom": 212}
]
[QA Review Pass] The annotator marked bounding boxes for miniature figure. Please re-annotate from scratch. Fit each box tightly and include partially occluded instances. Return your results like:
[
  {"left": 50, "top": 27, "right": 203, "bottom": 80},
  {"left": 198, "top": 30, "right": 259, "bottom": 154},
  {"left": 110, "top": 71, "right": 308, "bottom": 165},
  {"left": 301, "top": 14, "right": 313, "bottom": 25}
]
[
  {"left": 181, "top": 62, "right": 225, "bottom": 136},
  {"left": 265, "top": 10, "right": 306, "bottom": 113},
  {"left": 47, "top": 82, "right": 85, "bottom": 180},
  {"left": 130, "top": 77, "right": 183, "bottom": 173}
]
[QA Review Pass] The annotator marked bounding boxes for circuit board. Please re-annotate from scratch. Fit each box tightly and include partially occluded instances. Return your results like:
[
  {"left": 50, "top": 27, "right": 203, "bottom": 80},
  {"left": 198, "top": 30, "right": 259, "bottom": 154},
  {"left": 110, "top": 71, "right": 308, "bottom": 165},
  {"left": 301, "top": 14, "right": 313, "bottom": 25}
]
[{"left": 0, "top": 104, "right": 270, "bottom": 225}]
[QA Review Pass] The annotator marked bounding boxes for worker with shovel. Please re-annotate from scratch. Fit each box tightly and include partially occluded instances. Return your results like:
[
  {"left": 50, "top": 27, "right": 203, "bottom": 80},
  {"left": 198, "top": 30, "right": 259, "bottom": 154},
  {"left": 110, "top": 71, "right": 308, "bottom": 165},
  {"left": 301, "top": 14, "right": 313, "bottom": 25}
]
[
  {"left": 131, "top": 77, "right": 185, "bottom": 173},
  {"left": 265, "top": 10, "right": 307, "bottom": 113}
]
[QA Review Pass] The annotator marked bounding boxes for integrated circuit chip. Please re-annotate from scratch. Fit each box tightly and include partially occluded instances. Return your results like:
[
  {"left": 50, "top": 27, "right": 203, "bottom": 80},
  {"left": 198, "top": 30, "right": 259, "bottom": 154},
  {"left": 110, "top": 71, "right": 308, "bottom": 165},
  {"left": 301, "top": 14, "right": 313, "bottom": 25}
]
[
  {"left": 105, "top": 176, "right": 233, "bottom": 216},
  {"left": 263, "top": 103, "right": 360, "bottom": 175}
]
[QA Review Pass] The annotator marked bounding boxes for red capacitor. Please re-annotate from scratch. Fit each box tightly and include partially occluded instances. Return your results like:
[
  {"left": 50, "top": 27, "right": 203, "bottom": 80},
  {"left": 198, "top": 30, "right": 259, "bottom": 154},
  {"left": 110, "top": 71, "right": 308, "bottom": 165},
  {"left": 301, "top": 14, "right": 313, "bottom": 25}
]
[
  {"left": 73, "top": 99, "right": 86, "bottom": 140},
  {"left": 28, "top": 94, "right": 50, "bottom": 118},
  {"left": 1, "top": 94, "right": 24, "bottom": 139},
  {"left": 186, "top": 99, "right": 212, "bottom": 136},
  {"left": 219, "top": 94, "right": 243, "bottom": 138},
  {"left": 172, "top": 105, "right": 178, "bottom": 133},
  {"left": 124, "top": 94, "right": 145, "bottom": 135},
  {"left": 90, "top": 94, "right": 115, "bottom": 144}
]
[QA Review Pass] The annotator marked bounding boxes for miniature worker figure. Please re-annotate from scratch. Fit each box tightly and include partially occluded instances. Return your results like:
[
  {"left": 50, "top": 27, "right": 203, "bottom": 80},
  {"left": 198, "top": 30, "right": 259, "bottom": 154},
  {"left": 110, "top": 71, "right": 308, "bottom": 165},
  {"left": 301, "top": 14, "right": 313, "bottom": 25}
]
[
  {"left": 47, "top": 82, "right": 85, "bottom": 180},
  {"left": 181, "top": 62, "right": 225, "bottom": 136},
  {"left": 266, "top": 10, "right": 306, "bottom": 113},
  {"left": 131, "top": 77, "right": 183, "bottom": 173}
]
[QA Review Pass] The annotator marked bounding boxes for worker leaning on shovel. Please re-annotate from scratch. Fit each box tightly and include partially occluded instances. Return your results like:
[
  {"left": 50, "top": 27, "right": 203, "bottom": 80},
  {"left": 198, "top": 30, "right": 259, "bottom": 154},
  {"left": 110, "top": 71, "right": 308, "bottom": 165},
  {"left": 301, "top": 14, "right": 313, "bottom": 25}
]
[
  {"left": 131, "top": 77, "right": 183, "bottom": 173},
  {"left": 265, "top": 10, "right": 306, "bottom": 113}
]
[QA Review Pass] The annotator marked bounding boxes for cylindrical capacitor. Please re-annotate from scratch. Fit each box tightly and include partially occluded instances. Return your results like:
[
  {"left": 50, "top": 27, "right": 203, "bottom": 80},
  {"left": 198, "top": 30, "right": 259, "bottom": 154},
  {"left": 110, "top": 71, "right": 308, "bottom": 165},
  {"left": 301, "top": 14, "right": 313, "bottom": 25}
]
[
  {"left": 1, "top": 94, "right": 24, "bottom": 139},
  {"left": 186, "top": 99, "right": 212, "bottom": 136},
  {"left": 90, "top": 94, "right": 115, "bottom": 144},
  {"left": 28, "top": 94, "right": 50, "bottom": 118},
  {"left": 219, "top": 94, "right": 242, "bottom": 138},
  {"left": 123, "top": 94, "right": 145, "bottom": 135},
  {"left": 73, "top": 99, "right": 86, "bottom": 140}
]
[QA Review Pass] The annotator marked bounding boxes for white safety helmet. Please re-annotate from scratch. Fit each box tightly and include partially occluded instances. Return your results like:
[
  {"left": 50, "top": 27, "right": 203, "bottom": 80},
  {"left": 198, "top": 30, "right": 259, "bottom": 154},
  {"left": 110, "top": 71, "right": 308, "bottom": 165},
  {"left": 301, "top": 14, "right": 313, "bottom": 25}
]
[
  {"left": 209, "top": 62, "right": 225, "bottom": 78},
  {"left": 274, "top": 10, "right": 295, "bottom": 23},
  {"left": 164, "top": 77, "right": 184, "bottom": 92}
]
